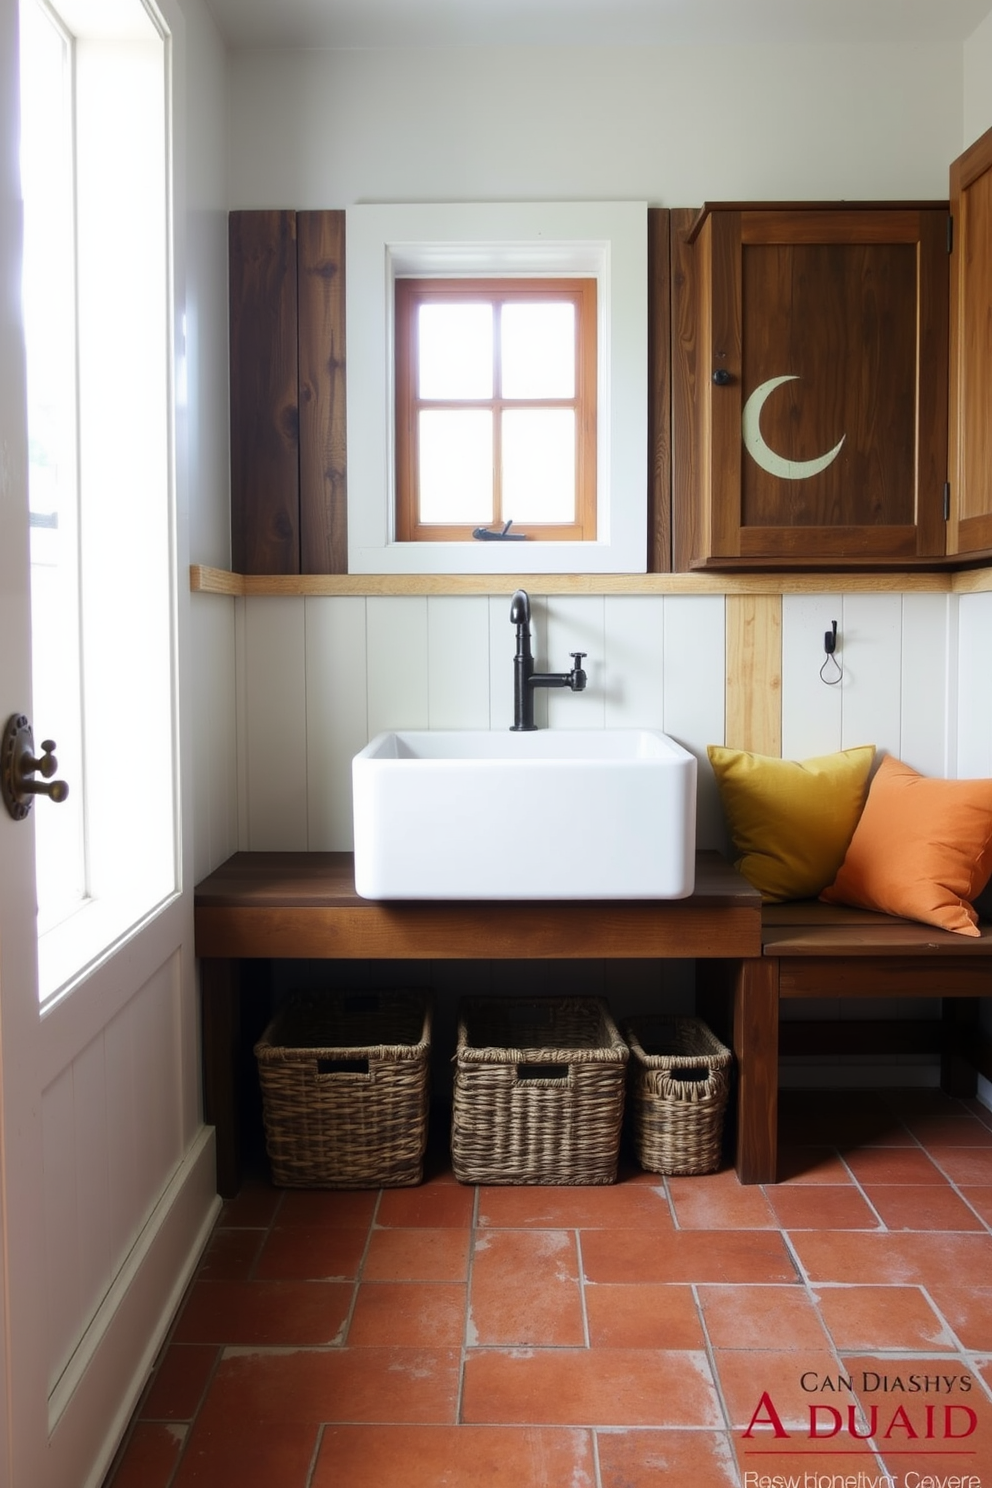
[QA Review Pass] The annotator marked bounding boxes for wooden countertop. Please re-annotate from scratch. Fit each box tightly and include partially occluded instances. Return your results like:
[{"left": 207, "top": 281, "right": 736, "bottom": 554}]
[{"left": 194, "top": 849, "right": 761, "bottom": 960}]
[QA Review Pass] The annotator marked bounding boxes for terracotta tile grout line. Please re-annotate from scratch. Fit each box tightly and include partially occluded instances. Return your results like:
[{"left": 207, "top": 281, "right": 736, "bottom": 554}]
[
  {"left": 455, "top": 1183, "right": 481, "bottom": 1425},
  {"left": 575, "top": 1227, "right": 592, "bottom": 1350},
  {"left": 304, "top": 1422, "right": 326, "bottom": 1488},
  {"left": 335, "top": 1187, "right": 383, "bottom": 1347}
]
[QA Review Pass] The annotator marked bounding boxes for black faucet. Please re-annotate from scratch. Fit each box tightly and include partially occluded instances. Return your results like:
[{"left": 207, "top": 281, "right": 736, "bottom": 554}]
[{"left": 509, "top": 589, "right": 587, "bottom": 731}]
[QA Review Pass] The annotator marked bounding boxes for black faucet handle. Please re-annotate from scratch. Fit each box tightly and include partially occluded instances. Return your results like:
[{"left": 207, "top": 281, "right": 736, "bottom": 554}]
[
  {"left": 569, "top": 653, "right": 587, "bottom": 692},
  {"left": 570, "top": 652, "right": 587, "bottom": 667}
]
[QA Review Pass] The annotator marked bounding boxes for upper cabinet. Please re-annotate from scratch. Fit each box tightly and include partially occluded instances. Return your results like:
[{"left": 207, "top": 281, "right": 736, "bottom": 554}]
[
  {"left": 672, "top": 203, "right": 950, "bottom": 570},
  {"left": 947, "top": 127, "right": 992, "bottom": 563}
]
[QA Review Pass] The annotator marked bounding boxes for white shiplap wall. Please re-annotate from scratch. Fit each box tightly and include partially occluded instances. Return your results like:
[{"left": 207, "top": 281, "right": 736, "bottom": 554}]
[{"left": 229, "top": 589, "right": 957, "bottom": 856}]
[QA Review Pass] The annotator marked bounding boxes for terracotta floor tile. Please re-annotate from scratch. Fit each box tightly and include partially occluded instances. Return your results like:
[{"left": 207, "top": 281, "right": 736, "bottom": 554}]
[
  {"left": 840, "top": 1353, "right": 992, "bottom": 1476},
  {"left": 959, "top": 1187, "right": 992, "bottom": 1225},
  {"left": 140, "top": 1344, "right": 219, "bottom": 1421},
  {"left": 863, "top": 1183, "right": 986, "bottom": 1231},
  {"left": 461, "top": 1347, "right": 722, "bottom": 1427},
  {"left": 814, "top": 1285, "right": 956, "bottom": 1351},
  {"left": 468, "top": 1229, "right": 584, "bottom": 1346},
  {"left": 107, "top": 1422, "right": 186, "bottom": 1488},
  {"left": 198, "top": 1227, "right": 266, "bottom": 1281},
  {"left": 203, "top": 1346, "right": 461, "bottom": 1425},
  {"left": 581, "top": 1228, "right": 798, "bottom": 1285},
  {"left": 477, "top": 1179, "right": 673, "bottom": 1231},
  {"left": 312, "top": 1424, "right": 596, "bottom": 1487},
  {"left": 363, "top": 1226, "right": 471, "bottom": 1282},
  {"left": 172, "top": 1418, "right": 318, "bottom": 1488},
  {"left": 376, "top": 1182, "right": 475, "bottom": 1228},
  {"left": 841, "top": 1145, "right": 945, "bottom": 1184},
  {"left": 276, "top": 1189, "right": 378, "bottom": 1228},
  {"left": 908, "top": 1114, "right": 992, "bottom": 1148},
  {"left": 583, "top": 1283, "right": 705, "bottom": 1349},
  {"left": 698, "top": 1284, "right": 832, "bottom": 1350},
  {"left": 712, "top": 1348, "right": 846, "bottom": 1430},
  {"left": 347, "top": 1282, "right": 467, "bottom": 1347},
  {"left": 766, "top": 1184, "right": 882, "bottom": 1231},
  {"left": 597, "top": 1428, "right": 739, "bottom": 1488},
  {"left": 928, "top": 1147, "right": 992, "bottom": 1186},
  {"left": 172, "top": 1279, "right": 353, "bottom": 1347},
  {"left": 775, "top": 1147, "right": 855, "bottom": 1185},
  {"left": 253, "top": 1226, "right": 368, "bottom": 1281},
  {"left": 790, "top": 1230, "right": 992, "bottom": 1287},
  {"left": 924, "top": 1284, "right": 992, "bottom": 1351},
  {"left": 667, "top": 1168, "right": 778, "bottom": 1229}
]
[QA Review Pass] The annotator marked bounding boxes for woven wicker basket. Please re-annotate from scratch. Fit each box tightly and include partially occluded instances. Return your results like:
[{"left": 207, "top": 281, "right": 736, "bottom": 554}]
[
  {"left": 623, "top": 1015, "right": 732, "bottom": 1176},
  {"left": 451, "top": 996, "right": 628, "bottom": 1186},
  {"left": 254, "top": 989, "right": 431, "bottom": 1188}
]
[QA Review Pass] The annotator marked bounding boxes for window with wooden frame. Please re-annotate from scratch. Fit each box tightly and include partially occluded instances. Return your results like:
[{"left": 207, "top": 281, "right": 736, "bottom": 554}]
[{"left": 394, "top": 277, "right": 597, "bottom": 543}]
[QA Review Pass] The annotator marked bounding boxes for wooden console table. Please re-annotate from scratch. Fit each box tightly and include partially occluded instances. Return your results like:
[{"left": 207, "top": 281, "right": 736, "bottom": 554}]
[{"left": 195, "top": 849, "right": 761, "bottom": 1196}]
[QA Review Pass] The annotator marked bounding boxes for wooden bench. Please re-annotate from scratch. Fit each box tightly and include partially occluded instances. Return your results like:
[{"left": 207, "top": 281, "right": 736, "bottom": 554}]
[
  {"left": 699, "top": 901, "right": 992, "bottom": 1185},
  {"left": 195, "top": 848, "right": 762, "bottom": 1197}
]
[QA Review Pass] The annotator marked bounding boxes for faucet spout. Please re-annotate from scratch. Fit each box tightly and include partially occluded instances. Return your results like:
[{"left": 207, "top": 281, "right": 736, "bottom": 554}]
[{"left": 509, "top": 589, "right": 589, "bottom": 732}]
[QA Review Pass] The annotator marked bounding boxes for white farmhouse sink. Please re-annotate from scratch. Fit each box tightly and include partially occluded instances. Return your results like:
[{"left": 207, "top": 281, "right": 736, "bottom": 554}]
[{"left": 352, "top": 729, "right": 696, "bottom": 901}]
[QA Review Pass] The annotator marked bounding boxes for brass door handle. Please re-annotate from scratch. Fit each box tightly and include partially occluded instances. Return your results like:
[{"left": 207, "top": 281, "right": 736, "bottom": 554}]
[{"left": 1, "top": 714, "right": 69, "bottom": 821}]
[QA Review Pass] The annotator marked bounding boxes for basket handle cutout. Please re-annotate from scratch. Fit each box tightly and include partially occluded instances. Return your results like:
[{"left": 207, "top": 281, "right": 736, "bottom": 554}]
[
  {"left": 674, "top": 1067, "right": 711, "bottom": 1082},
  {"left": 316, "top": 1057, "right": 370, "bottom": 1077},
  {"left": 515, "top": 1063, "right": 569, "bottom": 1083}
]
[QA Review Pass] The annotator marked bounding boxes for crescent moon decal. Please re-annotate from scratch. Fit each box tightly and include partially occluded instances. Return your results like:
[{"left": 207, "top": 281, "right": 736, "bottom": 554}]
[{"left": 741, "top": 374, "right": 845, "bottom": 481}]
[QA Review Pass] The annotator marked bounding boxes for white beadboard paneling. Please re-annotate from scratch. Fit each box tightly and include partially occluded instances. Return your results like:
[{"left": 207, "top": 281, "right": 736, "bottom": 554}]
[
  {"left": 366, "top": 597, "right": 430, "bottom": 735},
  {"left": 604, "top": 595, "right": 665, "bottom": 728},
  {"left": 662, "top": 594, "right": 724, "bottom": 850},
  {"left": 958, "top": 591, "right": 992, "bottom": 778},
  {"left": 489, "top": 593, "right": 517, "bottom": 730},
  {"left": 43, "top": 1065, "right": 81, "bottom": 1391},
  {"left": 427, "top": 596, "right": 491, "bottom": 729},
  {"left": 781, "top": 594, "right": 844, "bottom": 760},
  {"left": 243, "top": 597, "right": 309, "bottom": 849},
  {"left": 900, "top": 592, "right": 951, "bottom": 777},
  {"left": 306, "top": 597, "right": 368, "bottom": 851},
  {"left": 190, "top": 593, "right": 239, "bottom": 880},
  {"left": 546, "top": 595, "right": 606, "bottom": 728},
  {"left": 838, "top": 593, "right": 903, "bottom": 756}
]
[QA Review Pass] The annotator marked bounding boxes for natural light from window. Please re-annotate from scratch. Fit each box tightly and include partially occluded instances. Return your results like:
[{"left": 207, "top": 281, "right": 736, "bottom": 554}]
[{"left": 19, "top": 0, "right": 178, "bottom": 1004}]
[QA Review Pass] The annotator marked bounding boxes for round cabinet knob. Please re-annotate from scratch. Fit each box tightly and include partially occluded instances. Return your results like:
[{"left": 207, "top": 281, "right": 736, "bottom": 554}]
[{"left": 711, "top": 368, "right": 733, "bottom": 386}]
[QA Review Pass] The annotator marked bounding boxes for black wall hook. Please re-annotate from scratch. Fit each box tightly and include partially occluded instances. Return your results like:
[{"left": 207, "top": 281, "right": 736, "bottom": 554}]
[{"left": 820, "top": 620, "right": 843, "bottom": 685}]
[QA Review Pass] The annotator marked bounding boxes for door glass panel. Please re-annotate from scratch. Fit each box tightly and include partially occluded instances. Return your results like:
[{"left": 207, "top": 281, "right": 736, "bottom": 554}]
[
  {"left": 418, "top": 303, "right": 493, "bottom": 399},
  {"left": 501, "top": 302, "right": 575, "bottom": 399},
  {"left": 20, "top": 0, "right": 86, "bottom": 934},
  {"left": 502, "top": 408, "right": 576, "bottom": 523},
  {"left": 418, "top": 409, "right": 493, "bottom": 523}
]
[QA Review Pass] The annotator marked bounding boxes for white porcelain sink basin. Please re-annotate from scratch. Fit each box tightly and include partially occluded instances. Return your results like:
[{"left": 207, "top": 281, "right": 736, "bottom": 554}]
[{"left": 352, "top": 729, "right": 696, "bottom": 900}]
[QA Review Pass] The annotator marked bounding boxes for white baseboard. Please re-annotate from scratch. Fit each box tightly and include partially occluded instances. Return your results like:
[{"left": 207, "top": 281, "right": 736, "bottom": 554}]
[{"left": 47, "top": 1125, "right": 221, "bottom": 1488}]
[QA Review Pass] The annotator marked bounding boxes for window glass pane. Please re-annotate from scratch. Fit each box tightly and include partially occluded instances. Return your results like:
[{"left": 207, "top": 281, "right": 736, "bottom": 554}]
[
  {"left": 418, "top": 303, "right": 493, "bottom": 399},
  {"left": 20, "top": 0, "right": 86, "bottom": 933},
  {"left": 419, "top": 409, "right": 493, "bottom": 523},
  {"left": 502, "top": 409, "right": 576, "bottom": 524},
  {"left": 501, "top": 302, "right": 575, "bottom": 399}
]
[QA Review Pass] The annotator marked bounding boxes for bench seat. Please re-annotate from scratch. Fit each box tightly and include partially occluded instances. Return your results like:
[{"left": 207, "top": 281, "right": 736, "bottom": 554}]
[{"left": 699, "top": 900, "right": 992, "bottom": 1184}]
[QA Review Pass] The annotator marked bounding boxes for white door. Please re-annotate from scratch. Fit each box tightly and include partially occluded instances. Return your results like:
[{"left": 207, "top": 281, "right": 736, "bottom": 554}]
[{"left": 0, "top": 4, "right": 203, "bottom": 1485}]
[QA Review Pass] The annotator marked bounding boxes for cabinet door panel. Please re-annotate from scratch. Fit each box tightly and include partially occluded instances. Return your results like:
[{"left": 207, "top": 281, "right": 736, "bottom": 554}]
[
  {"left": 683, "top": 205, "right": 948, "bottom": 569},
  {"left": 948, "top": 127, "right": 992, "bottom": 558}
]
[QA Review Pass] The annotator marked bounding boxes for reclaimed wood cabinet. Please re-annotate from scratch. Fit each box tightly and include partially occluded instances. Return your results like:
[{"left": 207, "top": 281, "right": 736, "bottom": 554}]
[
  {"left": 671, "top": 202, "right": 950, "bottom": 570},
  {"left": 947, "top": 125, "right": 992, "bottom": 563}
]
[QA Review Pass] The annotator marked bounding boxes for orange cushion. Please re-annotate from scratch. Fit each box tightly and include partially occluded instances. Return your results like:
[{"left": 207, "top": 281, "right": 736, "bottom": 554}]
[{"left": 820, "top": 755, "right": 992, "bottom": 936}]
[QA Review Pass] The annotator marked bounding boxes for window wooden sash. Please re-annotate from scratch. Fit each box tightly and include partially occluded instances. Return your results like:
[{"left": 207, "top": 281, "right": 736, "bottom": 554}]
[{"left": 395, "top": 276, "right": 597, "bottom": 543}]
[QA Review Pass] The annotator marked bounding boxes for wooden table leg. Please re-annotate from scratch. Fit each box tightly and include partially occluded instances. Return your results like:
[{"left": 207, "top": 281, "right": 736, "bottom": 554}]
[
  {"left": 734, "top": 956, "right": 779, "bottom": 1184},
  {"left": 200, "top": 957, "right": 242, "bottom": 1200}
]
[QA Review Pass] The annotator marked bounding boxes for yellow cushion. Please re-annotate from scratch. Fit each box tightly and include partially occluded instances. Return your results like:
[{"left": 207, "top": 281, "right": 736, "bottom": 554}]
[
  {"left": 708, "top": 744, "right": 875, "bottom": 902},
  {"left": 821, "top": 754, "right": 992, "bottom": 936}
]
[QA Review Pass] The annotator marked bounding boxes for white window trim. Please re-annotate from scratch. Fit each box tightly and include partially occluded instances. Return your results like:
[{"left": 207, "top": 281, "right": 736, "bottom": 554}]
[{"left": 346, "top": 201, "right": 647, "bottom": 575}]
